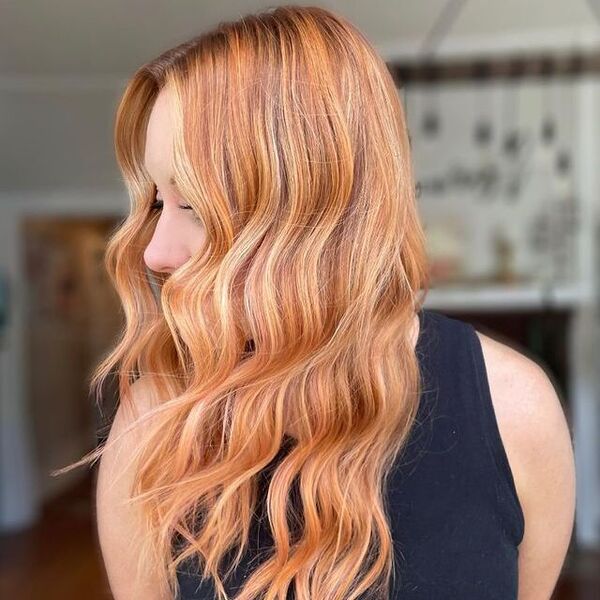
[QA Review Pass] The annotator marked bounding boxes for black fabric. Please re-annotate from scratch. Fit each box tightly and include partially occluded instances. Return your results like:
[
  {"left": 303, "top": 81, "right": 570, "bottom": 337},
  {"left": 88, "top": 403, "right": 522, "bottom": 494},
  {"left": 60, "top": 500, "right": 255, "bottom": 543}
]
[
  {"left": 174, "top": 308, "right": 525, "bottom": 598},
  {"left": 94, "top": 372, "right": 120, "bottom": 451}
]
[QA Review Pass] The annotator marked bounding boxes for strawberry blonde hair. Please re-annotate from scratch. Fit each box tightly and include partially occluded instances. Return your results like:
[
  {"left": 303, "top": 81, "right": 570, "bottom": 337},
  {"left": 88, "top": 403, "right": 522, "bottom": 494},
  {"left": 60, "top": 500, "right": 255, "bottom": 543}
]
[{"left": 57, "top": 5, "right": 429, "bottom": 599}]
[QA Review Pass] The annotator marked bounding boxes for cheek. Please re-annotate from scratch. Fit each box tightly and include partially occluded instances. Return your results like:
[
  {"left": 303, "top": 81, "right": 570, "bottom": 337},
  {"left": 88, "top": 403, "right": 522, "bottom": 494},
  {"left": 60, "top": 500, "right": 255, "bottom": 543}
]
[{"left": 185, "top": 221, "right": 207, "bottom": 255}]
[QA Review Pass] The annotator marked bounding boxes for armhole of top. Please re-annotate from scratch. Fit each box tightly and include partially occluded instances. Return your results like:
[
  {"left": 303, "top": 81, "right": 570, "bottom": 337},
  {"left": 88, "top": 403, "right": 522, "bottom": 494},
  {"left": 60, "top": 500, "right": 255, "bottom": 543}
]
[{"left": 467, "top": 324, "right": 526, "bottom": 545}]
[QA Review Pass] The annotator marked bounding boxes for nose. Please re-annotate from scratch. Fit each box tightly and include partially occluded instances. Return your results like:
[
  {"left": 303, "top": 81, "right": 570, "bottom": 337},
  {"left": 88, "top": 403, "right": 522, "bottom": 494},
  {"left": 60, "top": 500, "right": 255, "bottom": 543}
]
[{"left": 143, "top": 230, "right": 191, "bottom": 274}]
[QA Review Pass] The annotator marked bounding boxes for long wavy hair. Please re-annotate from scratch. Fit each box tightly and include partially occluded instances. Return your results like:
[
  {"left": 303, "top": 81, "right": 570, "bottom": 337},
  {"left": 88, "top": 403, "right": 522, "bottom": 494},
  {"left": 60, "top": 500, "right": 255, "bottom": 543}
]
[{"left": 56, "top": 5, "right": 430, "bottom": 599}]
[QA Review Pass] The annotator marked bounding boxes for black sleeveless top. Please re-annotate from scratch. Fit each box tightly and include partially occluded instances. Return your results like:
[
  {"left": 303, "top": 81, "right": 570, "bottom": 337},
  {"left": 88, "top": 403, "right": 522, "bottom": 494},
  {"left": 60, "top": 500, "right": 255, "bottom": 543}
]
[{"left": 175, "top": 308, "right": 525, "bottom": 599}]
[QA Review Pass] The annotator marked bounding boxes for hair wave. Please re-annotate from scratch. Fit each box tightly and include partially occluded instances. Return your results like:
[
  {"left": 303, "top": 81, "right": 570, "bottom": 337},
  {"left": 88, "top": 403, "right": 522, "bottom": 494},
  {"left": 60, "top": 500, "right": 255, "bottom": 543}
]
[{"left": 56, "top": 5, "right": 430, "bottom": 599}]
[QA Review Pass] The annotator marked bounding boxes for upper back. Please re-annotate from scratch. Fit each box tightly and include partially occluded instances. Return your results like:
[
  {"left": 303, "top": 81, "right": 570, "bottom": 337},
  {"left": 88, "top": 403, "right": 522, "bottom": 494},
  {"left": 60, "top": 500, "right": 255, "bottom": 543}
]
[
  {"left": 383, "top": 308, "right": 524, "bottom": 597},
  {"left": 176, "top": 308, "right": 526, "bottom": 599}
]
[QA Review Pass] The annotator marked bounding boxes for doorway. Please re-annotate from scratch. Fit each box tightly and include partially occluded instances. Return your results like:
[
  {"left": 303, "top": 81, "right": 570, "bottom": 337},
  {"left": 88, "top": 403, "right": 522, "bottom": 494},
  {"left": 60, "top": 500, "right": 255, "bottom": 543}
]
[{"left": 22, "top": 216, "right": 123, "bottom": 501}]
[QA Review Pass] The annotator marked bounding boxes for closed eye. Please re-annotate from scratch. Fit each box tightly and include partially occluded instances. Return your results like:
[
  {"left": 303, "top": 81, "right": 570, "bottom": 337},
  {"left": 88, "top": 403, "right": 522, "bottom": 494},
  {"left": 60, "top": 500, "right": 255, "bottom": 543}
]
[
  {"left": 149, "top": 198, "right": 202, "bottom": 224},
  {"left": 149, "top": 199, "right": 193, "bottom": 211}
]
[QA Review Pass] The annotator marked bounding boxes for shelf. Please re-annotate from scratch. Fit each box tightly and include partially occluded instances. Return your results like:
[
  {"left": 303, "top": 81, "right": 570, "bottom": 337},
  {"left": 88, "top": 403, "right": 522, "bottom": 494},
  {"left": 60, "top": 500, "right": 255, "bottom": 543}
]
[{"left": 423, "top": 282, "right": 588, "bottom": 312}]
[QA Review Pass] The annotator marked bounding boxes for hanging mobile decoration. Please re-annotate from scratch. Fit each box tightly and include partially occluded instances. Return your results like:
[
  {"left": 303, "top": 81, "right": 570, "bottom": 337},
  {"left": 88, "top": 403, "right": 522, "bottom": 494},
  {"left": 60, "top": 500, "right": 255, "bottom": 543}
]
[
  {"left": 473, "top": 62, "right": 493, "bottom": 147},
  {"left": 471, "top": 61, "right": 500, "bottom": 202},
  {"left": 550, "top": 48, "right": 580, "bottom": 284},
  {"left": 527, "top": 56, "right": 564, "bottom": 285},
  {"left": 553, "top": 150, "right": 579, "bottom": 282},
  {"left": 416, "top": 0, "right": 469, "bottom": 200},
  {"left": 417, "top": 0, "right": 469, "bottom": 140},
  {"left": 501, "top": 59, "right": 528, "bottom": 201},
  {"left": 540, "top": 57, "right": 558, "bottom": 147},
  {"left": 421, "top": 62, "right": 441, "bottom": 139}
]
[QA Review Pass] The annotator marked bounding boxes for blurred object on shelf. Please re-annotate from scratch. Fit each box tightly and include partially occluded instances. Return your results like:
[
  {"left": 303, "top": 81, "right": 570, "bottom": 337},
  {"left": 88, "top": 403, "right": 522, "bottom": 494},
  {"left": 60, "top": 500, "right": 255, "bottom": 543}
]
[
  {"left": 425, "top": 217, "right": 466, "bottom": 285},
  {"left": 528, "top": 145, "right": 580, "bottom": 286},
  {"left": 430, "top": 272, "right": 534, "bottom": 291},
  {"left": 492, "top": 225, "right": 518, "bottom": 284}
]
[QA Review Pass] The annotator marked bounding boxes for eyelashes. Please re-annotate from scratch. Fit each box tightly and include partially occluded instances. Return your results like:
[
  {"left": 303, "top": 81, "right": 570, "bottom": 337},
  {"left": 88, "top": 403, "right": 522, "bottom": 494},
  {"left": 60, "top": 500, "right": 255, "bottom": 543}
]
[{"left": 149, "top": 197, "right": 203, "bottom": 225}]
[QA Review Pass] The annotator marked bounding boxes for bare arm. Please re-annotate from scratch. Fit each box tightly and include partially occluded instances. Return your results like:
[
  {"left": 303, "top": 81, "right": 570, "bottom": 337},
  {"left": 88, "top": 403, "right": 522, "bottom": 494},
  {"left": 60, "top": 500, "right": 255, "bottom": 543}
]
[
  {"left": 514, "top": 361, "right": 576, "bottom": 599},
  {"left": 478, "top": 332, "right": 576, "bottom": 600},
  {"left": 96, "top": 376, "right": 168, "bottom": 600}
]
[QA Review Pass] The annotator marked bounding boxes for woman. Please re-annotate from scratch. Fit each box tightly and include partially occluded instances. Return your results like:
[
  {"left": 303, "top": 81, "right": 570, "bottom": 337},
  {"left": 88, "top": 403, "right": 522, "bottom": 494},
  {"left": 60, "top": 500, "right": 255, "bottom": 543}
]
[{"left": 60, "top": 5, "right": 575, "bottom": 599}]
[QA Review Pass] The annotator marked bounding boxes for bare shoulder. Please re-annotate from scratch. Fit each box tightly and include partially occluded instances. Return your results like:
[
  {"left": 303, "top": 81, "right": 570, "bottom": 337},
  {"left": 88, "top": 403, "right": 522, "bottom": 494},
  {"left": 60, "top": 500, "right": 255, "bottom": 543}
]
[
  {"left": 116, "top": 375, "right": 160, "bottom": 428},
  {"left": 474, "top": 329, "right": 576, "bottom": 599}
]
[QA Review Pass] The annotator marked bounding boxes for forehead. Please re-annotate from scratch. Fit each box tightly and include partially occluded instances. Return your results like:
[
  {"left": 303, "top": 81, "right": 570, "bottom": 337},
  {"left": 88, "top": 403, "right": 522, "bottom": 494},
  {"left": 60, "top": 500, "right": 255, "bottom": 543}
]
[{"left": 143, "top": 87, "right": 175, "bottom": 179}]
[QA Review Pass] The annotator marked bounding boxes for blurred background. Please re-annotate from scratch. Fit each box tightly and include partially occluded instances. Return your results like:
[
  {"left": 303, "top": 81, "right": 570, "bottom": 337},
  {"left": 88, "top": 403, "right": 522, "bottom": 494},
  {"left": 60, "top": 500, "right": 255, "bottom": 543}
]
[{"left": 1, "top": 1, "right": 599, "bottom": 598}]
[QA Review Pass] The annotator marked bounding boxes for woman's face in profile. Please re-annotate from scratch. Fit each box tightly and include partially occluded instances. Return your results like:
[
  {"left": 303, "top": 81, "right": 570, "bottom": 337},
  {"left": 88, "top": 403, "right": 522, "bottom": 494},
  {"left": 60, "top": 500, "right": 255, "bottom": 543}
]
[{"left": 142, "top": 87, "right": 205, "bottom": 274}]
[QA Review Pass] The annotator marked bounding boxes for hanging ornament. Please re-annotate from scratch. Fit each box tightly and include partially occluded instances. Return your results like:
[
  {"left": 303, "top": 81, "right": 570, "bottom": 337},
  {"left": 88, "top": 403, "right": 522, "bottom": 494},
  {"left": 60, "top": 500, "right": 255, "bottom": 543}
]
[
  {"left": 540, "top": 56, "right": 558, "bottom": 147},
  {"left": 502, "top": 60, "right": 526, "bottom": 200},
  {"left": 472, "top": 62, "right": 494, "bottom": 147},
  {"left": 420, "top": 63, "right": 441, "bottom": 139}
]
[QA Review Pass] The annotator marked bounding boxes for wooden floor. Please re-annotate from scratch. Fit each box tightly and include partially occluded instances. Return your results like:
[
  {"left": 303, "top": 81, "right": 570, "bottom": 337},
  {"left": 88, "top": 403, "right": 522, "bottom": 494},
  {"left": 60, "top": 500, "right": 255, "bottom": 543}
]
[
  {"left": 0, "top": 470, "right": 110, "bottom": 600},
  {"left": 0, "top": 470, "right": 598, "bottom": 599}
]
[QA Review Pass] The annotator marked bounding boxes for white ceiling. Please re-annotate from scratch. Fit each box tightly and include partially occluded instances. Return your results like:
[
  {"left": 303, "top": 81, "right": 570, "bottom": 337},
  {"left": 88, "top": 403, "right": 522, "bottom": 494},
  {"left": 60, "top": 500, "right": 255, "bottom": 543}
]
[
  {"left": 2, "top": 0, "right": 599, "bottom": 192},
  {"left": 2, "top": 0, "right": 600, "bottom": 78}
]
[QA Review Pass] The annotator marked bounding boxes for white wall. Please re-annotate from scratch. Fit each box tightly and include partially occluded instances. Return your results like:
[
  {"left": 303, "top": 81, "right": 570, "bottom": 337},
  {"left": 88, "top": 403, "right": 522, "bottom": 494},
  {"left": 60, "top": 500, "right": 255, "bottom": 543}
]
[{"left": 0, "top": 191, "right": 126, "bottom": 530}]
